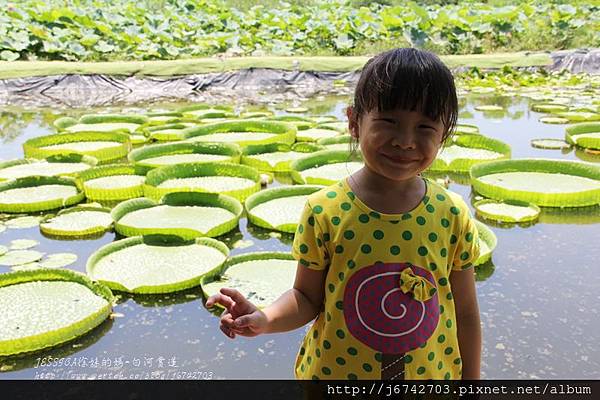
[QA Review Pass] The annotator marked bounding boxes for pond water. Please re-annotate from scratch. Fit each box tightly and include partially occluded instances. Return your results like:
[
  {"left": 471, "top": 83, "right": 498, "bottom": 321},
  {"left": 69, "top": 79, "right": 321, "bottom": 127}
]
[{"left": 0, "top": 94, "right": 599, "bottom": 379}]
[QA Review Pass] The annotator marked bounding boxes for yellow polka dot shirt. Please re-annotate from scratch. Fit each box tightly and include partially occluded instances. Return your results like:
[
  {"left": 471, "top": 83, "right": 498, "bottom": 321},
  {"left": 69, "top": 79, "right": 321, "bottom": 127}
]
[{"left": 291, "top": 177, "right": 480, "bottom": 380}]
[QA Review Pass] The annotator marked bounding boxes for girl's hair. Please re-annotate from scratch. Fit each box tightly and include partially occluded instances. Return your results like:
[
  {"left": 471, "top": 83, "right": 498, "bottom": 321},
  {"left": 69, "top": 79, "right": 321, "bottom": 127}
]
[{"left": 349, "top": 48, "right": 458, "bottom": 155}]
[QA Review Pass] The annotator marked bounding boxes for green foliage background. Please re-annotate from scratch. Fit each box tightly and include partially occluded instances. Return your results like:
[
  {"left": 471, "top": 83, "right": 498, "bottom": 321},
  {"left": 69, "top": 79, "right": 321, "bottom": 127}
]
[{"left": 0, "top": 0, "right": 598, "bottom": 61}]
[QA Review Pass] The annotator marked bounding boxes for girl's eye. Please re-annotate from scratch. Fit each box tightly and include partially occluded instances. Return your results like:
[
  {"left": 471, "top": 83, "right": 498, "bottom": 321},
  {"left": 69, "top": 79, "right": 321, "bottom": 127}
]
[
  {"left": 376, "top": 118, "right": 395, "bottom": 123},
  {"left": 419, "top": 125, "right": 436, "bottom": 131}
]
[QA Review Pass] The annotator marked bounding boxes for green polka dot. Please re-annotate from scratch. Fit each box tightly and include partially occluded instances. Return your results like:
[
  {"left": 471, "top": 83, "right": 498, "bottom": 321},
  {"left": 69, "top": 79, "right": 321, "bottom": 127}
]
[
  {"left": 347, "top": 347, "right": 358, "bottom": 356},
  {"left": 341, "top": 202, "right": 351, "bottom": 211},
  {"left": 444, "top": 347, "right": 454, "bottom": 355},
  {"left": 308, "top": 216, "right": 315, "bottom": 226},
  {"left": 347, "top": 260, "right": 356, "bottom": 269},
  {"left": 390, "top": 220, "right": 399, "bottom": 224},
  {"left": 313, "top": 205, "right": 323, "bottom": 214},
  {"left": 440, "top": 248, "right": 447, "bottom": 257},
  {"left": 362, "top": 363, "right": 372, "bottom": 372},
  {"left": 331, "top": 216, "right": 341, "bottom": 225},
  {"left": 347, "top": 191, "right": 355, "bottom": 200},
  {"left": 369, "top": 211, "right": 381, "bottom": 219},
  {"left": 450, "top": 206, "right": 460, "bottom": 215},
  {"left": 418, "top": 246, "right": 428, "bottom": 256},
  {"left": 312, "top": 375, "right": 319, "bottom": 381},
  {"left": 402, "top": 231, "right": 412, "bottom": 240},
  {"left": 321, "top": 367, "right": 331, "bottom": 375},
  {"left": 316, "top": 237, "right": 322, "bottom": 247},
  {"left": 465, "top": 232, "right": 474, "bottom": 242},
  {"left": 323, "top": 340, "right": 331, "bottom": 349},
  {"left": 336, "top": 357, "right": 346, "bottom": 366},
  {"left": 343, "top": 230, "right": 355, "bottom": 240},
  {"left": 438, "top": 334, "right": 446, "bottom": 343},
  {"left": 338, "top": 272, "right": 345, "bottom": 281},
  {"left": 447, "top": 292, "right": 453, "bottom": 300},
  {"left": 417, "top": 366, "right": 426, "bottom": 375},
  {"left": 446, "top": 319, "right": 453, "bottom": 328},
  {"left": 428, "top": 232, "right": 438, "bottom": 242},
  {"left": 299, "top": 258, "right": 309, "bottom": 267},
  {"left": 374, "top": 353, "right": 382, "bottom": 362},
  {"left": 328, "top": 283, "right": 335, "bottom": 293},
  {"left": 460, "top": 251, "right": 470, "bottom": 261},
  {"left": 300, "top": 363, "right": 305, "bottom": 372},
  {"left": 326, "top": 312, "right": 331, "bottom": 322},
  {"left": 313, "top": 330, "right": 318, "bottom": 339},
  {"left": 427, "top": 352, "right": 435, "bottom": 361},
  {"left": 336, "top": 329, "right": 345, "bottom": 339},
  {"left": 326, "top": 191, "right": 337, "bottom": 198},
  {"left": 358, "top": 214, "right": 369, "bottom": 223},
  {"left": 429, "top": 262, "right": 437, "bottom": 271},
  {"left": 441, "top": 218, "right": 450, "bottom": 228},
  {"left": 426, "top": 204, "right": 435, "bottom": 213},
  {"left": 450, "top": 234, "right": 458, "bottom": 244},
  {"left": 315, "top": 348, "right": 321, "bottom": 357},
  {"left": 404, "top": 355, "right": 413, "bottom": 363},
  {"left": 373, "top": 230, "right": 384, "bottom": 240},
  {"left": 361, "top": 244, "right": 371, "bottom": 254},
  {"left": 402, "top": 213, "right": 412, "bottom": 220},
  {"left": 454, "top": 358, "right": 462, "bottom": 365},
  {"left": 423, "top": 195, "right": 430, "bottom": 204},
  {"left": 419, "top": 341, "right": 427, "bottom": 349},
  {"left": 335, "top": 244, "right": 344, "bottom": 254},
  {"left": 390, "top": 245, "right": 400, "bottom": 255},
  {"left": 299, "top": 244, "right": 308, "bottom": 254},
  {"left": 429, "top": 287, "right": 437, "bottom": 296},
  {"left": 347, "top": 373, "right": 357, "bottom": 380},
  {"left": 440, "top": 304, "right": 445, "bottom": 314},
  {"left": 437, "top": 361, "right": 443, "bottom": 370},
  {"left": 438, "top": 277, "right": 448, "bottom": 286},
  {"left": 300, "top": 347, "right": 306, "bottom": 355},
  {"left": 307, "top": 356, "right": 312, "bottom": 365},
  {"left": 436, "top": 194, "right": 446, "bottom": 201},
  {"left": 416, "top": 216, "right": 426, "bottom": 225},
  {"left": 298, "top": 224, "right": 304, "bottom": 233},
  {"left": 323, "top": 233, "right": 330, "bottom": 241},
  {"left": 444, "top": 372, "right": 451, "bottom": 380},
  {"left": 336, "top": 301, "right": 343, "bottom": 310}
]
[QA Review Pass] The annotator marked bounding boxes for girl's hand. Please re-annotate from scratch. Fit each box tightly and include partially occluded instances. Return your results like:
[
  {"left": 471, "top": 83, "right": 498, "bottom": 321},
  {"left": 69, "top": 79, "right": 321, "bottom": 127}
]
[{"left": 205, "top": 287, "right": 268, "bottom": 339}]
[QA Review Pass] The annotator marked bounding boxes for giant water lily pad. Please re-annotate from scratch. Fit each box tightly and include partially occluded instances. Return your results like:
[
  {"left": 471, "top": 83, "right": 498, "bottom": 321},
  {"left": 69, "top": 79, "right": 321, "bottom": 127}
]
[
  {"left": 245, "top": 185, "right": 323, "bottom": 233},
  {"left": 79, "top": 165, "right": 145, "bottom": 201},
  {"left": 430, "top": 135, "right": 511, "bottom": 173},
  {"left": 23, "top": 132, "right": 130, "bottom": 164},
  {"left": 144, "top": 162, "right": 260, "bottom": 202},
  {"left": 0, "top": 176, "right": 84, "bottom": 213},
  {"left": 39, "top": 253, "right": 78, "bottom": 269},
  {"left": 530, "top": 139, "right": 571, "bottom": 150},
  {"left": 0, "top": 269, "right": 113, "bottom": 356},
  {"left": 184, "top": 120, "right": 295, "bottom": 147},
  {"left": 201, "top": 252, "right": 297, "bottom": 309},
  {"left": 565, "top": 122, "right": 600, "bottom": 150},
  {"left": 474, "top": 220, "right": 496, "bottom": 266},
  {"left": 0, "top": 250, "right": 45, "bottom": 266},
  {"left": 471, "top": 159, "right": 600, "bottom": 207},
  {"left": 40, "top": 207, "right": 112, "bottom": 238},
  {"left": 296, "top": 128, "right": 340, "bottom": 142},
  {"left": 87, "top": 235, "right": 229, "bottom": 294},
  {"left": 474, "top": 199, "right": 540, "bottom": 223},
  {"left": 0, "top": 155, "right": 97, "bottom": 182},
  {"left": 241, "top": 143, "right": 317, "bottom": 172},
  {"left": 290, "top": 150, "right": 363, "bottom": 185},
  {"left": 112, "top": 192, "right": 242, "bottom": 239},
  {"left": 129, "top": 142, "right": 241, "bottom": 174},
  {"left": 65, "top": 123, "right": 141, "bottom": 134}
]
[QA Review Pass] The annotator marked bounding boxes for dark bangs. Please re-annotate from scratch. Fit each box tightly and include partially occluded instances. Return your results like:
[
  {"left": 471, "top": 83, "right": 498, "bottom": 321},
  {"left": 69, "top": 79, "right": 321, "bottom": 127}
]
[{"left": 352, "top": 48, "right": 458, "bottom": 141}]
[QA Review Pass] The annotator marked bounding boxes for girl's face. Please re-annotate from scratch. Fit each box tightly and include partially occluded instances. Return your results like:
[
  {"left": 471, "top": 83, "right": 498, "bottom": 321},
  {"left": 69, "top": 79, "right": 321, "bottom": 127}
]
[{"left": 348, "top": 107, "right": 445, "bottom": 184}]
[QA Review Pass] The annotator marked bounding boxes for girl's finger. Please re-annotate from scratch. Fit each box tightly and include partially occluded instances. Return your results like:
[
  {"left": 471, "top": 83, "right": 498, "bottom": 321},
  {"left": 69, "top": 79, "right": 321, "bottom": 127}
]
[
  {"left": 220, "top": 324, "right": 235, "bottom": 339},
  {"left": 219, "top": 288, "right": 250, "bottom": 307},
  {"left": 205, "top": 293, "right": 234, "bottom": 309}
]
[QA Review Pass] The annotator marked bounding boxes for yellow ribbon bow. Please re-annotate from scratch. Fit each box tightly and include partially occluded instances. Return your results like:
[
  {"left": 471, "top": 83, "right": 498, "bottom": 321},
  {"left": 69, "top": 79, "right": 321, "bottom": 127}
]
[{"left": 399, "top": 267, "right": 437, "bottom": 301}]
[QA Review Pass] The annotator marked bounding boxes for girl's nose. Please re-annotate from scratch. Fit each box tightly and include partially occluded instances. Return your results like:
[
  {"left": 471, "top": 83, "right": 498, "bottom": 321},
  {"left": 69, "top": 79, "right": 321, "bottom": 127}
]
[{"left": 391, "top": 130, "right": 417, "bottom": 150}]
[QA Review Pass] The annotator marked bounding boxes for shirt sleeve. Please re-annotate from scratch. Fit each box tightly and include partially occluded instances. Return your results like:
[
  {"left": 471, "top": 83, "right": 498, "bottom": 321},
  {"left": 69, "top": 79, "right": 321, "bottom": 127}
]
[
  {"left": 291, "top": 199, "right": 330, "bottom": 271},
  {"left": 451, "top": 202, "right": 481, "bottom": 272}
]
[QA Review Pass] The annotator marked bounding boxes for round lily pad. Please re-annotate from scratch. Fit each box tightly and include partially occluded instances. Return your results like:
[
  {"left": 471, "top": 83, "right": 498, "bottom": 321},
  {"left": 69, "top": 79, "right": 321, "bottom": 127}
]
[
  {"left": 471, "top": 159, "right": 600, "bottom": 207},
  {"left": 0, "top": 250, "right": 45, "bottom": 266},
  {"left": 474, "top": 199, "right": 541, "bottom": 223},
  {"left": 23, "top": 132, "right": 130, "bottom": 164},
  {"left": 79, "top": 164, "right": 145, "bottom": 201},
  {"left": 530, "top": 103, "right": 569, "bottom": 113},
  {"left": 87, "top": 235, "right": 229, "bottom": 294},
  {"left": 201, "top": 252, "right": 297, "bottom": 309},
  {"left": 474, "top": 220, "right": 497, "bottom": 267},
  {"left": 9, "top": 239, "right": 39, "bottom": 250},
  {"left": 290, "top": 150, "right": 363, "bottom": 185},
  {"left": 296, "top": 128, "right": 340, "bottom": 142},
  {"left": 0, "top": 176, "right": 84, "bottom": 213},
  {"left": 454, "top": 124, "right": 480, "bottom": 135},
  {"left": 556, "top": 111, "right": 600, "bottom": 122},
  {"left": 39, "top": 253, "right": 78, "bottom": 269},
  {"left": 4, "top": 216, "right": 42, "bottom": 229},
  {"left": 245, "top": 185, "right": 323, "bottom": 233},
  {"left": 0, "top": 269, "right": 113, "bottom": 356},
  {"left": 530, "top": 139, "right": 571, "bottom": 150},
  {"left": 40, "top": 207, "right": 113, "bottom": 238},
  {"left": 565, "top": 122, "right": 600, "bottom": 150},
  {"left": 285, "top": 107, "right": 309, "bottom": 113},
  {"left": 129, "top": 142, "right": 241, "bottom": 174},
  {"left": 241, "top": 143, "right": 317, "bottom": 172},
  {"left": 112, "top": 192, "right": 242, "bottom": 239},
  {"left": 0, "top": 155, "right": 97, "bottom": 182},
  {"left": 474, "top": 105, "right": 504, "bottom": 112},
  {"left": 430, "top": 135, "right": 510, "bottom": 173},
  {"left": 184, "top": 120, "right": 295, "bottom": 147},
  {"left": 0, "top": 245, "right": 7, "bottom": 256},
  {"left": 539, "top": 116, "right": 570, "bottom": 124},
  {"left": 144, "top": 162, "right": 261, "bottom": 202}
]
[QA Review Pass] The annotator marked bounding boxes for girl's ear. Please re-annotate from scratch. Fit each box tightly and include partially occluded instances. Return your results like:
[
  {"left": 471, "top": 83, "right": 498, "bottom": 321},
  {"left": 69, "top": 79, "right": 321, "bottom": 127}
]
[{"left": 346, "top": 106, "right": 359, "bottom": 139}]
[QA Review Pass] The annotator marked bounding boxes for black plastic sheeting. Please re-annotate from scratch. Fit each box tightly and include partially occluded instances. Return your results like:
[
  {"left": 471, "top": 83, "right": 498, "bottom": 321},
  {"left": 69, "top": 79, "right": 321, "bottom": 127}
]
[{"left": 0, "top": 49, "right": 598, "bottom": 109}]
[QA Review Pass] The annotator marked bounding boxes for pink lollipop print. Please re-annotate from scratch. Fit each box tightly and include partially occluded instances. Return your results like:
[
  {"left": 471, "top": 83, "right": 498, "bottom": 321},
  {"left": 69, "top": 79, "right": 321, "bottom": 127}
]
[{"left": 343, "top": 262, "right": 439, "bottom": 354}]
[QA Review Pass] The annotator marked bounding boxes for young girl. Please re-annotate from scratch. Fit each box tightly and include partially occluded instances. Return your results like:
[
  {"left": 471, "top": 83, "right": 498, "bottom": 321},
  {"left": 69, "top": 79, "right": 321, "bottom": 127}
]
[{"left": 205, "top": 48, "right": 481, "bottom": 380}]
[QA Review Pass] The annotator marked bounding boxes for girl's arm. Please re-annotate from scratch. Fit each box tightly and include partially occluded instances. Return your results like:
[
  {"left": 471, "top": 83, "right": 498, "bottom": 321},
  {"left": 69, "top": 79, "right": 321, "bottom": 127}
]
[
  {"left": 206, "top": 263, "right": 327, "bottom": 338},
  {"left": 449, "top": 267, "right": 482, "bottom": 380}
]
